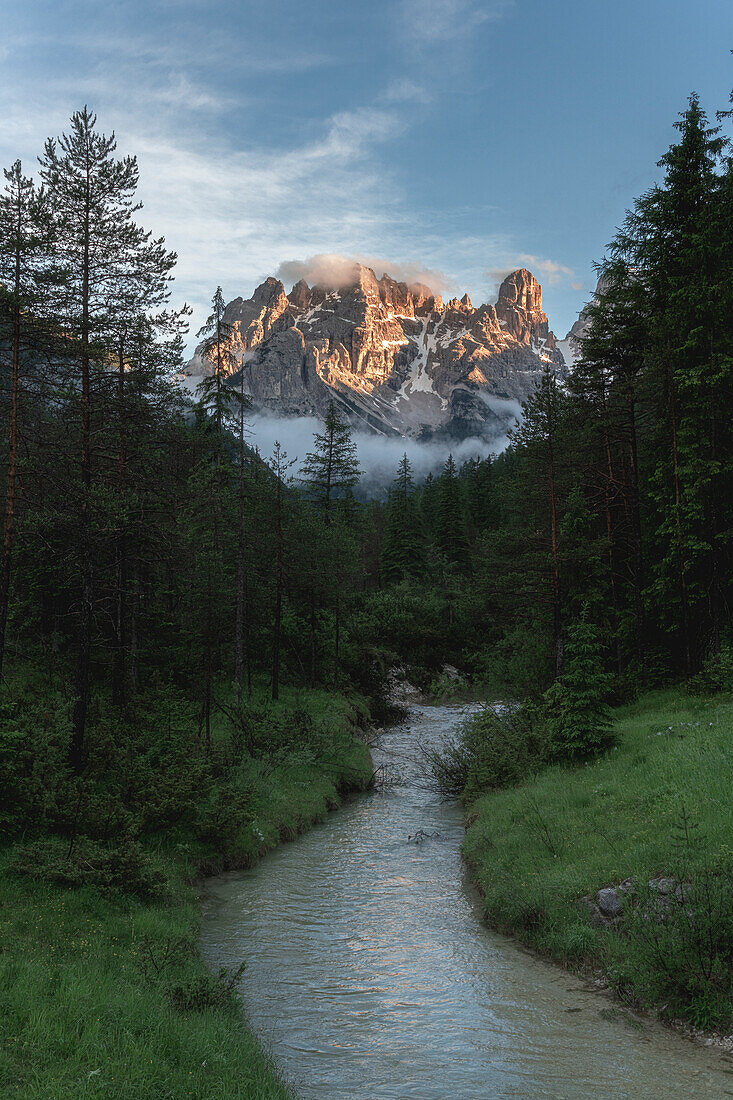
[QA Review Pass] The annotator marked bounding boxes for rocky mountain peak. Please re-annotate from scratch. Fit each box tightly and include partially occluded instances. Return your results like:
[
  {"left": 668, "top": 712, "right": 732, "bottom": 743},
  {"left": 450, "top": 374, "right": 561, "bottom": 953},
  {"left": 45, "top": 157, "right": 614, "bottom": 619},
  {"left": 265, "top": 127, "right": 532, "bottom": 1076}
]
[
  {"left": 288, "top": 278, "right": 311, "bottom": 311},
  {"left": 495, "top": 267, "right": 556, "bottom": 349},
  {"left": 251, "top": 276, "right": 287, "bottom": 307},
  {"left": 497, "top": 268, "right": 542, "bottom": 313},
  {"left": 182, "top": 260, "right": 569, "bottom": 441}
]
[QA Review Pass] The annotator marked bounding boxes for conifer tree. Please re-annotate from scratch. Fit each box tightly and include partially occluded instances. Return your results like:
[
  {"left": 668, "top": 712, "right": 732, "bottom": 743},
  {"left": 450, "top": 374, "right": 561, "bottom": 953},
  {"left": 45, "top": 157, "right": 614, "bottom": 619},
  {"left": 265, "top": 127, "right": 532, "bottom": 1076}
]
[
  {"left": 512, "top": 368, "right": 567, "bottom": 676},
  {"left": 39, "top": 107, "right": 177, "bottom": 764},
  {"left": 300, "top": 399, "right": 360, "bottom": 523},
  {"left": 435, "top": 454, "right": 471, "bottom": 574},
  {"left": 196, "top": 286, "right": 240, "bottom": 436},
  {"left": 0, "top": 161, "right": 47, "bottom": 680},
  {"left": 381, "top": 453, "right": 425, "bottom": 582}
]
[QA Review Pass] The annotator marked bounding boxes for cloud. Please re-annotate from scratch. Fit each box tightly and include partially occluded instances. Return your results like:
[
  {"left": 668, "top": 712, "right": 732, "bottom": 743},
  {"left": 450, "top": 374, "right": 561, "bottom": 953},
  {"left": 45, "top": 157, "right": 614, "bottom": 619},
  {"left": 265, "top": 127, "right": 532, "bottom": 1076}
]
[
  {"left": 246, "top": 413, "right": 511, "bottom": 495},
  {"left": 398, "top": 0, "right": 512, "bottom": 43},
  {"left": 485, "top": 254, "right": 578, "bottom": 296},
  {"left": 276, "top": 253, "right": 451, "bottom": 294},
  {"left": 380, "top": 78, "right": 432, "bottom": 106},
  {"left": 517, "top": 253, "right": 576, "bottom": 285},
  {"left": 0, "top": 4, "right": 526, "bottom": 353}
]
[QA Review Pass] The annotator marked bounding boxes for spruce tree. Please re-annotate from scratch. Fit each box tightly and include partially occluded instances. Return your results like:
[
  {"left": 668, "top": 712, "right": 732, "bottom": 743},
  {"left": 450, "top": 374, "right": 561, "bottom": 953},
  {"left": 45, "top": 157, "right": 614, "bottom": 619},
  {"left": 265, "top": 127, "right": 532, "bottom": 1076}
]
[
  {"left": 381, "top": 453, "right": 425, "bottom": 582},
  {"left": 300, "top": 399, "right": 360, "bottom": 524},
  {"left": 196, "top": 286, "right": 240, "bottom": 436},
  {"left": 435, "top": 454, "right": 471, "bottom": 574}
]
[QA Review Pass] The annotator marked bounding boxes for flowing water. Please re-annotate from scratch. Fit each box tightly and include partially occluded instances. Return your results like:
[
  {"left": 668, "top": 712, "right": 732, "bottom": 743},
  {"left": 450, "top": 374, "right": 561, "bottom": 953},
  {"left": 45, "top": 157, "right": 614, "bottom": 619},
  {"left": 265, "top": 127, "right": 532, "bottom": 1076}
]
[{"left": 201, "top": 704, "right": 733, "bottom": 1099}]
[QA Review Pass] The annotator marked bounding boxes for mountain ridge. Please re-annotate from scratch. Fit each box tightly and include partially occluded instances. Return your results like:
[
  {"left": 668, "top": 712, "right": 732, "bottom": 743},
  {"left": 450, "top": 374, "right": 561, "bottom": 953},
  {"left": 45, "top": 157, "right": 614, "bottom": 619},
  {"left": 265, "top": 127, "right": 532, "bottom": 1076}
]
[{"left": 182, "top": 262, "right": 568, "bottom": 440}]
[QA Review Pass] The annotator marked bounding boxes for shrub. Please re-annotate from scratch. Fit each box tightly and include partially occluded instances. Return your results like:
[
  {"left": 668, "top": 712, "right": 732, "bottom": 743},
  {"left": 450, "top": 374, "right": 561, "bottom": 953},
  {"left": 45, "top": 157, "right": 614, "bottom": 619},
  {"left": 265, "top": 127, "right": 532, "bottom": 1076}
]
[
  {"left": 687, "top": 642, "right": 733, "bottom": 696},
  {"left": 166, "top": 961, "right": 247, "bottom": 1012},
  {"left": 195, "top": 781, "right": 253, "bottom": 849},
  {"left": 424, "top": 703, "right": 551, "bottom": 801},
  {"left": 0, "top": 697, "right": 71, "bottom": 839},
  {"left": 13, "top": 836, "right": 170, "bottom": 900},
  {"left": 461, "top": 704, "right": 550, "bottom": 801},
  {"left": 544, "top": 616, "right": 614, "bottom": 762},
  {"left": 616, "top": 860, "right": 733, "bottom": 1030}
]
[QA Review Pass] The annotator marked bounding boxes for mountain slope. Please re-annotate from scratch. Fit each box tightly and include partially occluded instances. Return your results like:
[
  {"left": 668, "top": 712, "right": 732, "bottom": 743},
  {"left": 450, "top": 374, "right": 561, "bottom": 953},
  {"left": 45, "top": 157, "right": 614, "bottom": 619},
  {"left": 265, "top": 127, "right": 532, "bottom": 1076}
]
[{"left": 183, "top": 263, "right": 567, "bottom": 439}]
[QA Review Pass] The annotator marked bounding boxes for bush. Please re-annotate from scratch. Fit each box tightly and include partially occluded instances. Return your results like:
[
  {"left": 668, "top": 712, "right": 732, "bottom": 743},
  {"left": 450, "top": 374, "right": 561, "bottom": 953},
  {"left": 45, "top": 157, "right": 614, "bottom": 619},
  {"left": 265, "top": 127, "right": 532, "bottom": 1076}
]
[
  {"left": 425, "top": 703, "right": 550, "bottom": 801},
  {"left": 13, "top": 836, "right": 170, "bottom": 900},
  {"left": 615, "top": 860, "right": 733, "bottom": 1030},
  {"left": 544, "top": 616, "right": 614, "bottom": 762},
  {"left": 0, "top": 697, "right": 71, "bottom": 839},
  {"left": 167, "top": 962, "right": 247, "bottom": 1012},
  {"left": 195, "top": 781, "right": 253, "bottom": 849},
  {"left": 687, "top": 642, "right": 733, "bottom": 696},
  {"left": 461, "top": 704, "right": 550, "bottom": 800}
]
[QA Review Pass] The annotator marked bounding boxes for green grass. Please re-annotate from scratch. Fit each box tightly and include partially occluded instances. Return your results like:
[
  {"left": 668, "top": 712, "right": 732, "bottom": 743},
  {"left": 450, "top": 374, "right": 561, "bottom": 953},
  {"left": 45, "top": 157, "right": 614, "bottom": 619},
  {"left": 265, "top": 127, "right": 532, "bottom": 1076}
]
[
  {"left": 0, "top": 682, "right": 373, "bottom": 1098},
  {"left": 463, "top": 687, "right": 733, "bottom": 1027}
]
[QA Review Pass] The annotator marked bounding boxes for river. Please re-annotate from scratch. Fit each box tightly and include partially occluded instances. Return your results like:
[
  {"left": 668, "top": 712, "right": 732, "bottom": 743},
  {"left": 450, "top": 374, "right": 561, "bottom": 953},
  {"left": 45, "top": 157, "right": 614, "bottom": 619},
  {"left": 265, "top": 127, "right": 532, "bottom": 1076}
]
[{"left": 201, "top": 703, "right": 733, "bottom": 1099}]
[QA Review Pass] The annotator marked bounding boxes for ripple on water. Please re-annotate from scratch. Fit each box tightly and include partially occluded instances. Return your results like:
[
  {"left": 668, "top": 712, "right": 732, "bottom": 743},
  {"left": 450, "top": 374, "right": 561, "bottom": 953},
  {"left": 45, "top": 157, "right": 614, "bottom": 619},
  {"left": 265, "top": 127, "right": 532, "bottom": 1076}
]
[{"left": 201, "top": 704, "right": 733, "bottom": 1100}]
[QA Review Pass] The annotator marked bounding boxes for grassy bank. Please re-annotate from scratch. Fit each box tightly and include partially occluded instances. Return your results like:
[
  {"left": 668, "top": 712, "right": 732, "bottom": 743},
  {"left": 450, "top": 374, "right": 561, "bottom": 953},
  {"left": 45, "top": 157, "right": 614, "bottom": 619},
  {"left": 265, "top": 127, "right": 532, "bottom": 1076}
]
[
  {"left": 463, "top": 688, "right": 733, "bottom": 1031},
  {"left": 0, "top": 680, "right": 373, "bottom": 1097}
]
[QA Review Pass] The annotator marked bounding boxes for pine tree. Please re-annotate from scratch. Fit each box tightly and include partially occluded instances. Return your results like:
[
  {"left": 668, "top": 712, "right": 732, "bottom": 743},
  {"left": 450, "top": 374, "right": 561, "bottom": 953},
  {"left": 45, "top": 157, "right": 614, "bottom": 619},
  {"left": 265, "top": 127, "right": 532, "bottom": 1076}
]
[
  {"left": 300, "top": 400, "right": 360, "bottom": 523},
  {"left": 0, "top": 161, "right": 48, "bottom": 680},
  {"left": 269, "top": 442, "right": 295, "bottom": 701},
  {"left": 434, "top": 454, "right": 471, "bottom": 574},
  {"left": 195, "top": 286, "right": 240, "bottom": 436},
  {"left": 511, "top": 368, "right": 567, "bottom": 676},
  {"left": 39, "top": 107, "right": 177, "bottom": 764},
  {"left": 381, "top": 453, "right": 425, "bottom": 582}
]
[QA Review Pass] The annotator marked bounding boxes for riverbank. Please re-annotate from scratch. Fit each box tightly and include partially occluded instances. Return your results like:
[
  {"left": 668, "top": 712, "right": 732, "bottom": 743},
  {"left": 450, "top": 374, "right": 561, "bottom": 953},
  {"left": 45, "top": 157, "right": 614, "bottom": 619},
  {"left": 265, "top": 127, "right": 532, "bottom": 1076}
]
[
  {"left": 463, "top": 687, "right": 733, "bottom": 1035},
  {"left": 0, "top": 681, "right": 373, "bottom": 1098}
]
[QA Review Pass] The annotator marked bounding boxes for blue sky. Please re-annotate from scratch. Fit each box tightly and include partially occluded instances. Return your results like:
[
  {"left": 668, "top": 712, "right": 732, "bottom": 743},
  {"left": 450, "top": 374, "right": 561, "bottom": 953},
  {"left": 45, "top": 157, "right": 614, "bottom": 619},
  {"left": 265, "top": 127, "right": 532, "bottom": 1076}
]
[{"left": 1, "top": 0, "right": 731, "bottom": 348}]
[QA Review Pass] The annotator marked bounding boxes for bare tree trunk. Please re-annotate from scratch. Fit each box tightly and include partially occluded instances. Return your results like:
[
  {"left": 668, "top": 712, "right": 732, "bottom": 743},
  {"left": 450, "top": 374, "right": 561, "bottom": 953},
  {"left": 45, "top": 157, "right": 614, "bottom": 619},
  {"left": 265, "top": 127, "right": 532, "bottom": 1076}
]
[
  {"left": 0, "top": 207, "right": 21, "bottom": 682},
  {"left": 112, "top": 339, "right": 128, "bottom": 708},
  {"left": 71, "top": 170, "right": 92, "bottom": 770},
  {"left": 309, "top": 588, "right": 317, "bottom": 687},
  {"left": 333, "top": 593, "right": 340, "bottom": 690},
  {"left": 547, "top": 406, "right": 563, "bottom": 678},
  {"left": 669, "top": 379, "right": 692, "bottom": 674},
  {"left": 625, "top": 386, "right": 646, "bottom": 663},
  {"left": 129, "top": 559, "right": 139, "bottom": 696},
  {"left": 272, "top": 473, "right": 283, "bottom": 702},
  {"left": 235, "top": 378, "right": 246, "bottom": 703},
  {"left": 602, "top": 415, "right": 622, "bottom": 674}
]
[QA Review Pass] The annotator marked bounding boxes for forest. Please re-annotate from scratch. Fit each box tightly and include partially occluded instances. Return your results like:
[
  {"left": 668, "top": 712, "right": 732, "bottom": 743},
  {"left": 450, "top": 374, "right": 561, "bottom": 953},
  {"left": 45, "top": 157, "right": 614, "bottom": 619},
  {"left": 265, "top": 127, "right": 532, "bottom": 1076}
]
[{"left": 1, "top": 89, "right": 733, "bottom": 1092}]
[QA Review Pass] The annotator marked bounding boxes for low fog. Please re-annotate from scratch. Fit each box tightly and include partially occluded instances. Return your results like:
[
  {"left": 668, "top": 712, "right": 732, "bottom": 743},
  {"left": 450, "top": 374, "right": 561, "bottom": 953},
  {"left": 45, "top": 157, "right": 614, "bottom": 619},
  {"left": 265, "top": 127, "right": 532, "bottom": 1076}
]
[{"left": 245, "top": 411, "right": 520, "bottom": 498}]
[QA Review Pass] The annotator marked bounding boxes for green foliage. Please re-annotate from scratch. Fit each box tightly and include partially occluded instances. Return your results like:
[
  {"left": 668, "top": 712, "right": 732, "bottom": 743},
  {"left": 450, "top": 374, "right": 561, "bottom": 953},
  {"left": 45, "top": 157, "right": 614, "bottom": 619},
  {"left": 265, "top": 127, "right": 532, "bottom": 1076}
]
[
  {"left": 463, "top": 689, "right": 733, "bottom": 1028},
  {"left": 687, "top": 642, "right": 733, "bottom": 696},
  {"left": 12, "top": 836, "right": 170, "bottom": 900},
  {"left": 543, "top": 616, "right": 615, "bottom": 761},
  {"left": 460, "top": 704, "right": 551, "bottom": 800}
]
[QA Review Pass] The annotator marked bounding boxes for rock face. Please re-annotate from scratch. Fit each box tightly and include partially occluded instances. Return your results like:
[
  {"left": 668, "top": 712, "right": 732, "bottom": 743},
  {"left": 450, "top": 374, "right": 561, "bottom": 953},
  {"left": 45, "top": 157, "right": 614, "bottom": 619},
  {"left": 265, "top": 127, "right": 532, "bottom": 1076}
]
[
  {"left": 556, "top": 276, "right": 609, "bottom": 367},
  {"left": 182, "top": 263, "right": 568, "bottom": 439}
]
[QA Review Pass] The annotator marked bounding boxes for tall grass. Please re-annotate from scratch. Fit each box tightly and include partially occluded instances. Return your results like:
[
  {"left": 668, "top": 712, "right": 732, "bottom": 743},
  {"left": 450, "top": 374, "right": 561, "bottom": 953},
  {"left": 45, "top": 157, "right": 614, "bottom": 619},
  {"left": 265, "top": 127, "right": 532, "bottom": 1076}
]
[
  {"left": 0, "top": 680, "right": 373, "bottom": 1097},
  {"left": 463, "top": 688, "right": 733, "bottom": 1028}
]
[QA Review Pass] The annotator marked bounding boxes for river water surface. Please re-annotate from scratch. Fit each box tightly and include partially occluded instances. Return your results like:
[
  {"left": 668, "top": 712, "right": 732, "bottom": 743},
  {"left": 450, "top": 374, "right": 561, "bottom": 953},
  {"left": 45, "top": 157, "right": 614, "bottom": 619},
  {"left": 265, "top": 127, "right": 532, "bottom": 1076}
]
[{"left": 201, "top": 704, "right": 733, "bottom": 1099}]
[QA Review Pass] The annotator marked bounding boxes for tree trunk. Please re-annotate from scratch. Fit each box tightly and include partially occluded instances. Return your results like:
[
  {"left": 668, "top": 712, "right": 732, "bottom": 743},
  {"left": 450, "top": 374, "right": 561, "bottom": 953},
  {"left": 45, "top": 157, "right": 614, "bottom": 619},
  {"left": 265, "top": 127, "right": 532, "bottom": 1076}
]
[
  {"left": 71, "top": 169, "right": 93, "bottom": 770},
  {"left": 626, "top": 386, "right": 646, "bottom": 663},
  {"left": 602, "top": 416, "right": 622, "bottom": 673},
  {"left": 0, "top": 208, "right": 21, "bottom": 682},
  {"left": 235, "top": 378, "right": 246, "bottom": 703},
  {"left": 272, "top": 475, "right": 283, "bottom": 702},
  {"left": 669, "top": 379, "right": 693, "bottom": 674},
  {"left": 333, "top": 593, "right": 340, "bottom": 690},
  {"left": 112, "top": 339, "right": 128, "bottom": 708},
  {"left": 547, "top": 399, "right": 563, "bottom": 678}
]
